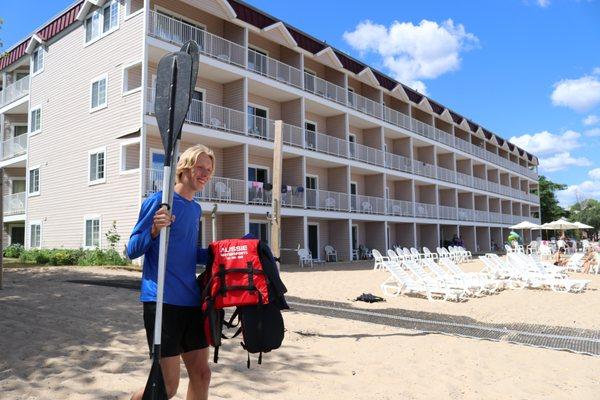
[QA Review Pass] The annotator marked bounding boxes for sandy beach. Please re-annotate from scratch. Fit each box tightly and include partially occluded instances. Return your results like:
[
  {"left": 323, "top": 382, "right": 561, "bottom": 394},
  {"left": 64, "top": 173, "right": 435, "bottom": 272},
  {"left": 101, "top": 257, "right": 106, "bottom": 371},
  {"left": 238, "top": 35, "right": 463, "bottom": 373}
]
[{"left": 0, "top": 260, "right": 599, "bottom": 399}]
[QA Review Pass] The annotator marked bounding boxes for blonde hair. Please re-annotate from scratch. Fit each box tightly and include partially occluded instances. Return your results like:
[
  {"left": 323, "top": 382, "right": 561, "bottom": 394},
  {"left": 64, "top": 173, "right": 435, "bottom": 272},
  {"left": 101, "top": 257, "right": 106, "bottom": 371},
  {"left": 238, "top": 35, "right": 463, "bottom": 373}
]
[{"left": 176, "top": 144, "right": 216, "bottom": 184}]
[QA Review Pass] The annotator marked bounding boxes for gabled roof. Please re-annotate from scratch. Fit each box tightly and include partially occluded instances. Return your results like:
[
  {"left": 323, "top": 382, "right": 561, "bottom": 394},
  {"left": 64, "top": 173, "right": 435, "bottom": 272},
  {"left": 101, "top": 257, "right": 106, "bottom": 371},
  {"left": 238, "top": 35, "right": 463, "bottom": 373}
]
[
  {"left": 76, "top": 0, "right": 106, "bottom": 21},
  {"left": 391, "top": 84, "right": 410, "bottom": 102},
  {"left": 261, "top": 21, "right": 297, "bottom": 47},
  {"left": 314, "top": 47, "right": 343, "bottom": 70},
  {"left": 25, "top": 34, "right": 45, "bottom": 54},
  {"left": 357, "top": 67, "right": 380, "bottom": 87}
]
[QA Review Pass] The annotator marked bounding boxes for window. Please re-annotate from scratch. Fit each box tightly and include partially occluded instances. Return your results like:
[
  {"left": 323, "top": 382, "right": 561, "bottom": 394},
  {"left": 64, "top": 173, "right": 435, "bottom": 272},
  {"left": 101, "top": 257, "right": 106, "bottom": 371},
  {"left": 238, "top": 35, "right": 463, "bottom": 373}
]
[
  {"left": 248, "top": 166, "right": 268, "bottom": 183},
  {"left": 90, "top": 75, "right": 108, "bottom": 111},
  {"left": 85, "top": 0, "right": 119, "bottom": 44},
  {"left": 12, "top": 124, "right": 28, "bottom": 137},
  {"left": 89, "top": 147, "right": 106, "bottom": 185},
  {"left": 29, "top": 222, "right": 41, "bottom": 248},
  {"left": 305, "top": 176, "right": 317, "bottom": 190},
  {"left": 29, "top": 106, "right": 42, "bottom": 134},
  {"left": 122, "top": 62, "right": 142, "bottom": 95},
  {"left": 304, "top": 121, "right": 316, "bottom": 149},
  {"left": 31, "top": 47, "right": 44, "bottom": 75},
  {"left": 249, "top": 222, "right": 268, "bottom": 244},
  {"left": 120, "top": 140, "right": 140, "bottom": 173},
  {"left": 248, "top": 47, "right": 268, "bottom": 74},
  {"left": 84, "top": 217, "right": 101, "bottom": 248},
  {"left": 28, "top": 167, "right": 40, "bottom": 196}
]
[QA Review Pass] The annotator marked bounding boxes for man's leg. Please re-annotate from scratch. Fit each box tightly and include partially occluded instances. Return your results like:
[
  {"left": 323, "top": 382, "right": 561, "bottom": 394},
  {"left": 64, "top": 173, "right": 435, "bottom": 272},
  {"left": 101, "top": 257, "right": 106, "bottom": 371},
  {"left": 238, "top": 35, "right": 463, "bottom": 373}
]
[
  {"left": 182, "top": 348, "right": 211, "bottom": 400},
  {"left": 131, "top": 355, "right": 181, "bottom": 399}
]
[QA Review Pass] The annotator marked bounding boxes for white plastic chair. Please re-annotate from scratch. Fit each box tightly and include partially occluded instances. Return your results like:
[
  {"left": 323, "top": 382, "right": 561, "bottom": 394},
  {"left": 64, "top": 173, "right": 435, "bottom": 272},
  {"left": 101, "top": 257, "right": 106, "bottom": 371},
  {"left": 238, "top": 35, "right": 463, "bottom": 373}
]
[
  {"left": 297, "top": 248, "right": 313, "bottom": 268},
  {"left": 324, "top": 245, "right": 338, "bottom": 262},
  {"left": 214, "top": 181, "right": 231, "bottom": 201}
]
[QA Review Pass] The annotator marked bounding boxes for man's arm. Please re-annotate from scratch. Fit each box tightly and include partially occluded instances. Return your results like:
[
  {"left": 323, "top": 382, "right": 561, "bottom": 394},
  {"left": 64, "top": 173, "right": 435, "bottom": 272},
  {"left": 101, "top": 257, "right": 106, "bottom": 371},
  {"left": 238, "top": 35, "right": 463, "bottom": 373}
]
[
  {"left": 126, "top": 196, "right": 160, "bottom": 260},
  {"left": 196, "top": 247, "right": 208, "bottom": 265}
]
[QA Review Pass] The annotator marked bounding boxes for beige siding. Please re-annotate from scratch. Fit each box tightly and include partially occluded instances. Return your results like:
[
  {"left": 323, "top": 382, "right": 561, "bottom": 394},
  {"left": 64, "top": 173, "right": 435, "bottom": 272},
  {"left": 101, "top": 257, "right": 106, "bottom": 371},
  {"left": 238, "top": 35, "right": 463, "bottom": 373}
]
[
  {"left": 222, "top": 21, "right": 245, "bottom": 45},
  {"left": 3, "top": 114, "right": 27, "bottom": 140},
  {"left": 280, "top": 47, "right": 301, "bottom": 69},
  {"left": 220, "top": 213, "right": 245, "bottom": 240},
  {"left": 281, "top": 99, "right": 302, "bottom": 126},
  {"left": 248, "top": 32, "right": 281, "bottom": 59},
  {"left": 365, "top": 222, "right": 386, "bottom": 252},
  {"left": 348, "top": 126, "right": 364, "bottom": 143},
  {"left": 223, "top": 79, "right": 244, "bottom": 111},
  {"left": 324, "top": 66, "right": 344, "bottom": 87},
  {"left": 248, "top": 93, "right": 281, "bottom": 120},
  {"left": 281, "top": 216, "right": 303, "bottom": 264},
  {"left": 328, "top": 219, "right": 349, "bottom": 261},
  {"left": 303, "top": 57, "right": 325, "bottom": 76},
  {"left": 325, "top": 114, "right": 346, "bottom": 139},
  {"left": 328, "top": 167, "right": 347, "bottom": 193},
  {"left": 26, "top": 10, "right": 144, "bottom": 250},
  {"left": 152, "top": 0, "right": 225, "bottom": 37},
  {"left": 363, "top": 127, "right": 382, "bottom": 149},
  {"left": 222, "top": 145, "right": 245, "bottom": 180},
  {"left": 350, "top": 173, "right": 366, "bottom": 195},
  {"left": 305, "top": 165, "right": 328, "bottom": 189},
  {"left": 305, "top": 112, "right": 326, "bottom": 132},
  {"left": 364, "top": 174, "right": 384, "bottom": 197},
  {"left": 282, "top": 157, "right": 303, "bottom": 186}
]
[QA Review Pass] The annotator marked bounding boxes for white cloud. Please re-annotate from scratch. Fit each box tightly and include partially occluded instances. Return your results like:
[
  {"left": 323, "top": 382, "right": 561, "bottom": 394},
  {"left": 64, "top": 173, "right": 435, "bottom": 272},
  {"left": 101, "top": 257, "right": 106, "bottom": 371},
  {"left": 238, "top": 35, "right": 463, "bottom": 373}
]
[
  {"left": 343, "top": 19, "right": 478, "bottom": 94},
  {"left": 551, "top": 75, "right": 600, "bottom": 112},
  {"left": 557, "top": 180, "right": 600, "bottom": 206},
  {"left": 584, "top": 127, "right": 600, "bottom": 137},
  {"left": 537, "top": 0, "right": 550, "bottom": 7},
  {"left": 509, "top": 130, "right": 581, "bottom": 155},
  {"left": 539, "top": 152, "right": 592, "bottom": 172},
  {"left": 589, "top": 168, "right": 600, "bottom": 180},
  {"left": 583, "top": 115, "right": 599, "bottom": 126},
  {"left": 593, "top": 67, "right": 600, "bottom": 75}
]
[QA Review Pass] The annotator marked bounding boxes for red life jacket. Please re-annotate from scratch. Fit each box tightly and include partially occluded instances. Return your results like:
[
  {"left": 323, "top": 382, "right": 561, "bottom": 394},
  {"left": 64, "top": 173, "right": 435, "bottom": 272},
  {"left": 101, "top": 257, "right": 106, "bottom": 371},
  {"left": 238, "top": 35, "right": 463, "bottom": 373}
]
[{"left": 199, "top": 238, "right": 287, "bottom": 368}]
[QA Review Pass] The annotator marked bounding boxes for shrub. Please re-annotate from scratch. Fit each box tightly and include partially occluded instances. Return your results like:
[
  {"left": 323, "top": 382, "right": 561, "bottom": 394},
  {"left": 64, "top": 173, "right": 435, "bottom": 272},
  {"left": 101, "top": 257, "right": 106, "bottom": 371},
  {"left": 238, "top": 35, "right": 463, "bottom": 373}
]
[
  {"left": 3, "top": 243, "right": 24, "bottom": 258},
  {"left": 77, "top": 248, "right": 128, "bottom": 266},
  {"left": 18, "top": 248, "right": 128, "bottom": 266}
]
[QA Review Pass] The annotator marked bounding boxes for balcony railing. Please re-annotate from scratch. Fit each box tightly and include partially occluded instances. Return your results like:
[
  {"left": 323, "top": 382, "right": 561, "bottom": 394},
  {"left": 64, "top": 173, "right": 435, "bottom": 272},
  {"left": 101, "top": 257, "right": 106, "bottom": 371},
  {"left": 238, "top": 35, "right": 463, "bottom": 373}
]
[
  {"left": 347, "top": 91, "right": 382, "bottom": 119},
  {"left": 305, "top": 130, "right": 349, "bottom": 158},
  {"left": 382, "top": 105, "right": 411, "bottom": 130},
  {"left": 3, "top": 192, "right": 26, "bottom": 216},
  {"left": 384, "top": 152, "right": 412, "bottom": 173},
  {"left": 306, "top": 189, "right": 349, "bottom": 212},
  {"left": 2, "top": 134, "right": 28, "bottom": 160},
  {"left": 248, "top": 181, "right": 271, "bottom": 205},
  {"left": 281, "top": 190, "right": 304, "bottom": 208},
  {"left": 148, "top": 11, "right": 245, "bottom": 67},
  {"left": 456, "top": 171, "right": 473, "bottom": 188},
  {"left": 458, "top": 207, "right": 475, "bottom": 222},
  {"left": 437, "top": 166, "right": 456, "bottom": 184},
  {"left": 351, "top": 142, "right": 385, "bottom": 167},
  {"left": 415, "top": 202, "right": 437, "bottom": 219},
  {"left": 473, "top": 209, "right": 489, "bottom": 222},
  {"left": 439, "top": 205, "right": 457, "bottom": 220},
  {"left": 413, "top": 161, "right": 436, "bottom": 179},
  {"left": 303, "top": 72, "right": 346, "bottom": 105},
  {"left": 247, "top": 48, "right": 303, "bottom": 89},
  {"left": 0, "top": 76, "right": 29, "bottom": 108},
  {"left": 489, "top": 212, "right": 503, "bottom": 224},
  {"left": 352, "top": 194, "right": 386, "bottom": 214},
  {"left": 472, "top": 176, "right": 488, "bottom": 191},
  {"left": 386, "top": 199, "right": 413, "bottom": 217}
]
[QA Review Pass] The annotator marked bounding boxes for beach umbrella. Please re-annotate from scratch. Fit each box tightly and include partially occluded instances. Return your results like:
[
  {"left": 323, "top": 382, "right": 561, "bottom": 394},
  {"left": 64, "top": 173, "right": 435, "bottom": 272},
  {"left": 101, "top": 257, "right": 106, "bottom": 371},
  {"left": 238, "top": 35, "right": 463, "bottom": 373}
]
[
  {"left": 510, "top": 221, "right": 542, "bottom": 230},
  {"left": 573, "top": 221, "right": 594, "bottom": 229},
  {"left": 541, "top": 218, "right": 579, "bottom": 230}
]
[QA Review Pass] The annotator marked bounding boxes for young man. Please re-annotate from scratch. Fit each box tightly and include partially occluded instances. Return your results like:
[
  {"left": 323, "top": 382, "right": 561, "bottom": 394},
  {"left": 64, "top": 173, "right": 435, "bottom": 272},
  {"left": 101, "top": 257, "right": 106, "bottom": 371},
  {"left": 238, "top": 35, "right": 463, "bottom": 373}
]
[{"left": 127, "top": 144, "right": 215, "bottom": 400}]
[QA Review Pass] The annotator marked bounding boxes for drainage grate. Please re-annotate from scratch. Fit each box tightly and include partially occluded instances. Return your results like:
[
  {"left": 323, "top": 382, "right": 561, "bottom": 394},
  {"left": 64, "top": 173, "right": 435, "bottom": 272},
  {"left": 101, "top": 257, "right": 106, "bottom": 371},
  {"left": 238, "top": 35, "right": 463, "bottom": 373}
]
[{"left": 66, "top": 279, "right": 600, "bottom": 356}]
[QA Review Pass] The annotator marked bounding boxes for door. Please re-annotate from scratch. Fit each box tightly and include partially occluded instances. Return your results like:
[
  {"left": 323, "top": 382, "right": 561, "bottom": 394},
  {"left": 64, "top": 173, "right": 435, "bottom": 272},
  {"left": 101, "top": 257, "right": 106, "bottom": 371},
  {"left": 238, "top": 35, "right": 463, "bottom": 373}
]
[
  {"left": 249, "top": 222, "right": 268, "bottom": 244},
  {"left": 308, "top": 224, "right": 318, "bottom": 260},
  {"left": 248, "top": 47, "right": 268, "bottom": 74},
  {"left": 191, "top": 89, "right": 203, "bottom": 122},
  {"left": 12, "top": 180, "right": 26, "bottom": 194},
  {"left": 350, "top": 182, "right": 357, "bottom": 211},
  {"left": 248, "top": 166, "right": 269, "bottom": 203},
  {"left": 304, "top": 121, "right": 316, "bottom": 149},
  {"left": 349, "top": 134, "right": 356, "bottom": 158},
  {"left": 305, "top": 176, "right": 317, "bottom": 208},
  {"left": 150, "top": 151, "right": 165, "bottom": 192},
  {"left": 304, "top": 69, "right": 315, "bottom": 92},
  {"left": 351, "top": 225, "right": 358, "bottom": 259},
  {"left": 247, "top": 105, "right": 268, "bottom": 138},
  {"left": 11, "top": 226, "right": 25, "bottom": 246},
  {"left": 347, "top": 87, "right": 355, "bottom": 107}
]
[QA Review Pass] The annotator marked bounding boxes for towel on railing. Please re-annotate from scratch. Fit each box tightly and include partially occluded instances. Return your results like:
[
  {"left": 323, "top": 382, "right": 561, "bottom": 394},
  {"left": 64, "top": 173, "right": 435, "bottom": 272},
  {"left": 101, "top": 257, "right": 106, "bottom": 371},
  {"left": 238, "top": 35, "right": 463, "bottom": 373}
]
[
  {"left": 281, "top": 185, "right": 287, "bottom": 194},
  {"left": 296, "top": 186, "right": 304, "bottom": 193},
  {"left": 264, "top": 183, "right": 272, "bottom": 191}
]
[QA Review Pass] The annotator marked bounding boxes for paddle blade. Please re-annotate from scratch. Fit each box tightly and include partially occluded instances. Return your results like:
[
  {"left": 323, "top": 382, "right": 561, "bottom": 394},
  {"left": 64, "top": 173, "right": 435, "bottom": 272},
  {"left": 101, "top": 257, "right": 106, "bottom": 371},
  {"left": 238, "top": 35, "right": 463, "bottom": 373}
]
[
  {"left": 155, "top": 51, "right": 193, "bottom": 166},
  {"left": 180, "top": 40, "right": 200, "bottom": 101},
  {"left": 142, "top": 358, "right": 168, "bottom": 400}
]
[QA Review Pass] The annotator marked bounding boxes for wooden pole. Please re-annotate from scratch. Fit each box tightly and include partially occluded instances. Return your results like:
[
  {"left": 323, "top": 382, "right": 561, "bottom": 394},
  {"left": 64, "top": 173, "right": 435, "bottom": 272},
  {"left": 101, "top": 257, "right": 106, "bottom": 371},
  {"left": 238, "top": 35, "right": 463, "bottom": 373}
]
[{"left": 270, "top": 121, "right": 283, "bottom": 268}]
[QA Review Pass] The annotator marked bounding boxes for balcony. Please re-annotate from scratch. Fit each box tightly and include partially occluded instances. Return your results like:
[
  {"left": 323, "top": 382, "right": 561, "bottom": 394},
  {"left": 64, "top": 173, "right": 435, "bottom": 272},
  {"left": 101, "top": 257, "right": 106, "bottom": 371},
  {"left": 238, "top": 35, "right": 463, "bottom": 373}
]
[
  {"left": 438, "top": 205, "right": 457, "bottom": 220},
  {"left": 415, "top": 202, "right": 437, "bottom": 219},
  {"left": 0, "top": 76, "right": 29, "bottom": 109},
  {"left": 489, "top": 212, "right": 503, "bottom": 224},
  {"left": 386, "top": 199, "right": 413, "bottom": 217},
  {"left": 351, "top": 194, "right": 386, "bottom": 215},
  {"left": 248, "top": 115, "right": 303, "bottom": 148},
  {"left": 247, "top": 48, "right": 303, "bottom": 89},
  {"left": 413, "top": 161, "right": 437, "bottom": 179},
  {"left": 384, "top": 152, "right": 412, "bottom": 173},
  {"left": 351, "top": 142, "right": 385, "bottom": 167},
  {"left": 436, "top": 166, "right": 456, "bottom": 184},
  {"left": 303, "top": 72, "right": 346, "bottom": 105},
  {"left": 458, "top": 207, "right": 475, "bottom": 222},
  {"left": 148, "top": 11, "right": 246, "bottom": 67},
  {"left": 3, "top": 192, "right": 25, "bottom": 216},
  {"left": 305, "top": 129, "right": 349, "bottom": 158},
  {"left": 281, "top": 190, "right": 304, "bottom": 208},
  {"left": 146, "top": 169, "right": 246, "bottom": 204},
  {"left": 347, "top": 91, "right": 382, "bottom": 119},
  {"left": 306, "top": 189, "right": 349, "bottom": 212},
  {"left": 473, "top": 210, "right": 489, "bottom": 222},
  {"left": 2, "top": 135, "right": 27, "bottom": 160}
]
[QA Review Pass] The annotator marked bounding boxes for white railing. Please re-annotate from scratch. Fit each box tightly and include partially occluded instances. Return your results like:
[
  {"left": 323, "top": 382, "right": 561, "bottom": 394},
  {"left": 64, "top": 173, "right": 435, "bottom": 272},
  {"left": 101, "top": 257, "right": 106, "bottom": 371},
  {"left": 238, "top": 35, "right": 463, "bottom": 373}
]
[
  {"left": 413, "top": 161, "right": 437, "bottom": 179},
  {"left": 415, "top": 202, "right": 437, "bottom": 218},
  {"left": 386, "top": 199, "right": 413, "bottom": 216},
  {"left": 352, "top": 194, "right": 386, "bottom": 214},
  {"left": 502, "top": 214, "right": 513, "bottom": 224},
  {"left": 0, "top": 76, "right": 29, "bottom": 108},
  {"left": 247, "top": 114, "right": 272, "bottom": 140},
  {"left": 3, "top": 192, "right": 25, "bottom": 216},
  {"left": 306, "top": 189, "right": 349, "bottom": 212},
  {"left": 439, "top": 205, "right": 457, "bottom": 220},
  {"left": 458, "top": 207, "right": 475, "bottom": 222},
  {"left": 472, "top": 176, "right": 488, "bottom": 191},
  {"left": 148, "top": 11, "right": 246, "bottom": 67},
  {"left": 473, "top": 210, "right": 489, "bottom": 222},
  {"left": 411, "top": 118, "right": 436, "bottom": 141},
  {"left": 435, "top": 128, "right": 454, "bottom": 146},
  {"left": 347, "top": 91, "right": 382, "bottom": 119},
  {"left": 382, "top": 105, "right": 411, "bottom": 130},
  {"left": 145, "top": 169, "right": 246, "bottom": 203},
  {"left": 384, "top": 152, "right": 412, "bottom": 173},
  {"left": 456, "top": 171, "right": 473, "bottom": 188},
  {"left": 303, "top": 72, "right": 346, "bottom": 105},
  {"left": 2, "top": 134, "right": 28, "bottom": 160},
  {"left": 489, "top": 211, "right": 503, "bottom": 224},
  {"left": 436, "top": 166, "right": 456, "bottom": 183},
  {"left": 248, "top": 181, "right": 271, "bottom": 205},
  {"left": 247, "top": 48, "right": 303, "bottom": 88},
  {"left": 281, "top": 190, "right": 304, "bottom": 208},
  {"left": 305, "top": 130, "right": 349, "bottom": 158},
  {"left": 352, "top": 142, "right": 385, "bottom": 166}
]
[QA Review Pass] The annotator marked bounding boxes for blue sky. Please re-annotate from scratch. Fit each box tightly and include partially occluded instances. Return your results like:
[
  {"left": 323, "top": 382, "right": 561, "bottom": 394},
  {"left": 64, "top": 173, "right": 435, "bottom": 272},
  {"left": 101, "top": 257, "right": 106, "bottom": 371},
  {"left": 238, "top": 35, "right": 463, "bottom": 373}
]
[{"left": 1, "top": 0, "right": 600, "bottom": 205}]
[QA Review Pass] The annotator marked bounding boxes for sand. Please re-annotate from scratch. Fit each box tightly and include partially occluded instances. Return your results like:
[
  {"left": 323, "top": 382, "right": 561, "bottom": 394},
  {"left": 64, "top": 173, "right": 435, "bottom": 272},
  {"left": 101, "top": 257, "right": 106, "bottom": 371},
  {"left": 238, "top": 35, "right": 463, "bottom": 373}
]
[{"left": 0, "top": 261, "right": 599, "bottom": 399}]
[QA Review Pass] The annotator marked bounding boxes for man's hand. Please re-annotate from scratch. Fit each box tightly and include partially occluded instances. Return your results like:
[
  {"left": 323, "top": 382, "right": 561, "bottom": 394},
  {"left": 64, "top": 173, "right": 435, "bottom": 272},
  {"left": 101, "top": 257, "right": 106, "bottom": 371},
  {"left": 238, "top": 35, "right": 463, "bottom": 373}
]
[{"left": 151, "top": 207, "right": 175, "bottom": 239}]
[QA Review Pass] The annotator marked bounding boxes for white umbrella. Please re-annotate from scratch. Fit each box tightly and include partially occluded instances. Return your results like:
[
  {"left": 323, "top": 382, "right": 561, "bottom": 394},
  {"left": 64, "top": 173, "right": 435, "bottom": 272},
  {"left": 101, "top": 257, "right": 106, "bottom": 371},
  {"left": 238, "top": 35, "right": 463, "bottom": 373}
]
[
  {"left": 573, "top": 221, "right": 594, "bottom": 229},
  {"left": 541, "top": 218, "right": 579, "bottom": 230},
  {"left": 510, "top": 221, "right": 542, "bottom": 230}
]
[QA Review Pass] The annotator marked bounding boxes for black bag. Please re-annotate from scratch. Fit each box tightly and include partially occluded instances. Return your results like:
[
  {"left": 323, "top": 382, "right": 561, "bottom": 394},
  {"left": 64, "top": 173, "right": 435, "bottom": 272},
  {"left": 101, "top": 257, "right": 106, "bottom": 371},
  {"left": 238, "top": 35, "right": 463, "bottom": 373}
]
[{"left": 239, "top": 303, "right": 285, "bottom": 354}]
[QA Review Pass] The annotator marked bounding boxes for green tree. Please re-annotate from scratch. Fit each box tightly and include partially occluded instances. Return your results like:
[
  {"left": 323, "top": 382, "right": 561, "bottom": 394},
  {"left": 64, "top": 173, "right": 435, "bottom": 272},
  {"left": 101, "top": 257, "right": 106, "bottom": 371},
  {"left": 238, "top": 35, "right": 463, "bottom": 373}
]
[
  {"left": 537, "top": 175, "right": 567, "bottom": 223},
  {"left": 570, "top": 199, "right": 600, "bottom": 235}
]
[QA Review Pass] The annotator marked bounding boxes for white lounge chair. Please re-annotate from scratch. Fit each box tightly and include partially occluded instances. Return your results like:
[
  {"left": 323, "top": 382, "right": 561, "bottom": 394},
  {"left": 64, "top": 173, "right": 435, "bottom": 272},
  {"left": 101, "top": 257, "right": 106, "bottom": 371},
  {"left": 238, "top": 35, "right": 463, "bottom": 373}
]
[
  {"left": 438, "top": 257, "right": 503, "bottom": 293},
  {"left": 422, "top": 247, "right": 438, "bottom": 260},
  {"left": 402, "top": 260, "right": 468, "bottom": 301},
  {"left": 422, "top": 258, "right": 485, "bottom": 296},
  {"left": 372, "top": 249, "right": 394, "bottom": 271}
]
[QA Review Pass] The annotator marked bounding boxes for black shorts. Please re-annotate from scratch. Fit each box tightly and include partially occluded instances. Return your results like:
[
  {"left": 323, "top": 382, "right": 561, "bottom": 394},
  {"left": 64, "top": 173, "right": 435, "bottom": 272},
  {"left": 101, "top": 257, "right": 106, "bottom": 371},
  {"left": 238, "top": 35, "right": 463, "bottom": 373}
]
[{"left": 143, "top": 302, "right": 208, "bottom": 358}]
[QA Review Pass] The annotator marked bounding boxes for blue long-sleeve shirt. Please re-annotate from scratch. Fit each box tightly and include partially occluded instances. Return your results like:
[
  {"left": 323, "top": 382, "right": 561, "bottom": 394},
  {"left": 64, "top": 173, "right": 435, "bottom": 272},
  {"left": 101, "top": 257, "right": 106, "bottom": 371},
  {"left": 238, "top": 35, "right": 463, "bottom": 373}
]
[{"left": 127, "top": 191, "right": 208, "bottom": 306}]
